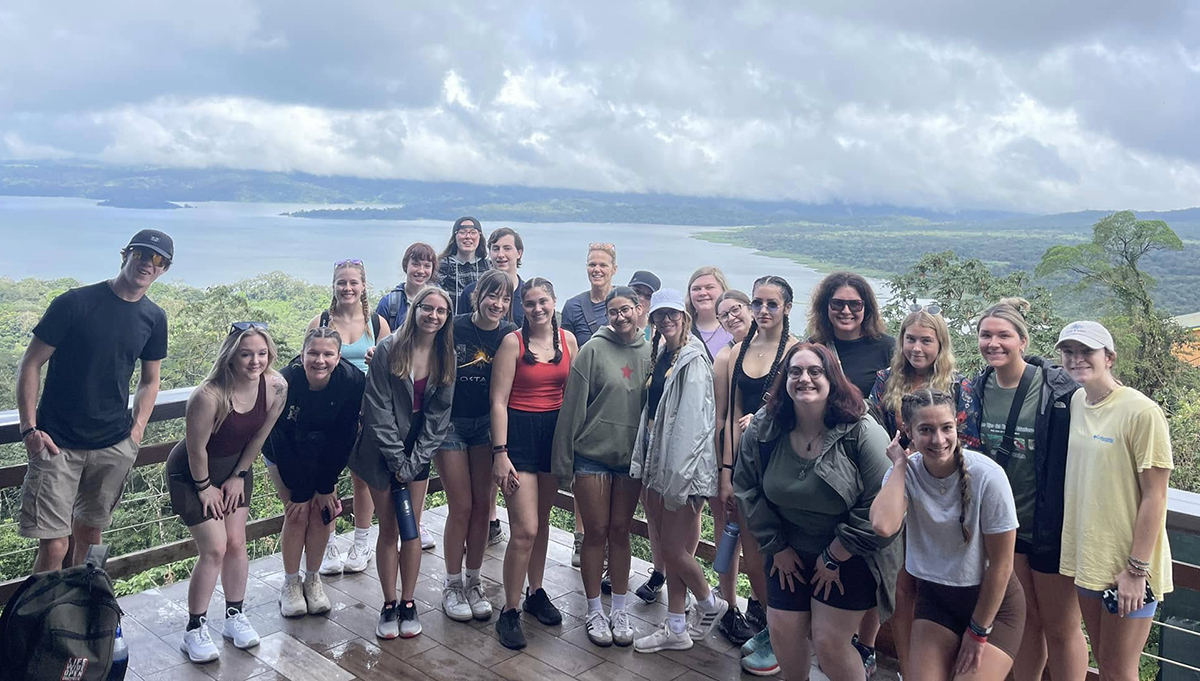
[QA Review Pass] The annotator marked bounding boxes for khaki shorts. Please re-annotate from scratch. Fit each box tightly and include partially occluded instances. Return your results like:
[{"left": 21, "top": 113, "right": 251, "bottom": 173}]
[{"left": 19, "top": 436, "right": 139, "bottom": 539}]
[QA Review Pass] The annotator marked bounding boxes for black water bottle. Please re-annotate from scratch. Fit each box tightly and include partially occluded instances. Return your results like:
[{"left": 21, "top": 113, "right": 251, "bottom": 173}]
[{"left": 391, "top": 479, "right": 420, "bottom": 542}]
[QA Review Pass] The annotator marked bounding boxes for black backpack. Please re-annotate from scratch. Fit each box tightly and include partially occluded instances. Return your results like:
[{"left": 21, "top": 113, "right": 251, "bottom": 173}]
[{"left": 0, "top": 549, "right": 121, "bottom": 681}]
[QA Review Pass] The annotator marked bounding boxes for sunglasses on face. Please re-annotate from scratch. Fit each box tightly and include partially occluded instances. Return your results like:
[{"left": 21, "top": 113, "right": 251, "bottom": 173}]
[
  {"left": 750, "top": 300, "right": 782, "bottom": 314},
  {"left": 416, "top": 302, "right": 449, "bottom": 317},
  {"left": 335, "top": 259, "right": 363, "bottom": 267},
  {"left": 787, "top": 365, "right": 826, "bottom": 379},
  {"left": 129, "top": 248, "right": 170, "bottom": 268},
  {"left": 718, "top": 304, "right": 746, "bottom": 322},
  {"left": 908, "top": 302, "right": 942, "bottom": 316},
  {"left": 230, "top": 321, "right": 268, "bottom": 335},
  {"left": 651, "top": 309, "right": 682, "bottom": 324},
  {"left": 829, "top": 298, "right": 865, "bottom": 313}
]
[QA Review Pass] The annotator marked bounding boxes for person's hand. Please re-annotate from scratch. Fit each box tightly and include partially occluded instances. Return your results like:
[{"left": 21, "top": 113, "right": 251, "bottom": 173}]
[
  {"left": 954, "top": 631, "right": 986, "bottom": 675},
  {"left": 130, "top": 423, "right": 146, "bottom": 447},
  {"left": 23, "top": 429, "right": 60, "bottom": 459},
  {"left": 364, "top": 346, "right": 375, "bottom": 365},
  {"left": 314, "top": 492, "right": 342, "bottom": 523},
  {"left": 769, "top": 547, "right": 806, "bottom": 592},
  {"left": 1116, "top": 568, "right": 1147, "bottom": 617},
  {"left": 884, "top": 431, "right": 909, "bottom": 466},
  {"left": 221, "top": 475, "right": 246, "bottom": 513},
  {"left": 737, "top": 413, "right": 753, "bottom": 433},
  {"left": 198, "top": 485, "right": 225, "bottom": 520},
  {"left": 284, "top": 499, "right": 309, "bottom": 522},
  {"left": 493, "top": 453, "right": 519, "bottom": 496},
  {"left": 812, "top": 556, "right": 844, "bottom": 600},
  {"left": 718, "top": 468, "right": 735, "bottom": 515}
]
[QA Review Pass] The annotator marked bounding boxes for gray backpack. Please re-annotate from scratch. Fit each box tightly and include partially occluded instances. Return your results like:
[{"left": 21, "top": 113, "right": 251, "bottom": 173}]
[{"left": 0, "top": 549, "right": 121, "bottom": 681}]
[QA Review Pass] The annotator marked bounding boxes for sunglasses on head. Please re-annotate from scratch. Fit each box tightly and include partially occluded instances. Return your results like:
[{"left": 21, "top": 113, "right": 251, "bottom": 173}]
[
  {"left": 908, "top": 302, "right": 942, "bottom": 316},
  {"left": 829, "top": 298, "right": 865, "bottom": 313},
  {"left": 129, "top": 248, "right": 170, "bottom": 268},
  {"left": 230, "top": 321, "right": 268, "bottom": 335},
  {"left": 335, "top": 259, "right": 363, "bottom": 267}
]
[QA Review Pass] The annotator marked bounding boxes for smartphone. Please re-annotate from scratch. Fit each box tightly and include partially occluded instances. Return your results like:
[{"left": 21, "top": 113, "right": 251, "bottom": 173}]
[
  {"left": 1102, "top": 581, "right": 1156, "bottom": 615},
  {"left": 321, "top": 506, "right": 333, "bottom": 525}
]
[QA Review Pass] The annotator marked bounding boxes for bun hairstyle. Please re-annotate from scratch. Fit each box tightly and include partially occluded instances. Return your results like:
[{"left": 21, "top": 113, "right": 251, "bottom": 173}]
[
  {"left": 329, "top": 260, "right": 373, "bottom": 333},
  {"left": 470, "top": 269, "right": 516, "bottom": 320},
  {"left": 806, "top": 271, "right": 886, "bottom": 344},
  {"left": 901, "top": 388, "right": 972, "bottom": 544},
  {"left": 519, "top": 277, "right": 563, "bottom": 364},
  {"left": 732, "top": 275, "right": 794, "bottom": 411},
  {"left": 977, "top": 297, "right": 1031, "bottom": 342},
  {"left": 767, "top": 343, "right": 865, "bottom": 432},
  {"left": 488, "top": 227, "right": 524, "bottom": 267}
]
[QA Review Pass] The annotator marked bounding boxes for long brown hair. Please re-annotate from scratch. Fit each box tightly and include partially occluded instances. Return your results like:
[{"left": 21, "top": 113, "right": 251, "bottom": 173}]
[
  {"left": 806, "top": 272, "right": 886, "bottom": 343},
  {"left": 388, "top": 286, "right": 455, "bottom": 386},
  {"left": 519, "top": 278, "right": 563, "bottom": 364},
  {"left": 901, "top": 388, "right": 972, "bottom": 543},
  {"left": 766, "top": 343, "right": 865, "bottom": 432}
]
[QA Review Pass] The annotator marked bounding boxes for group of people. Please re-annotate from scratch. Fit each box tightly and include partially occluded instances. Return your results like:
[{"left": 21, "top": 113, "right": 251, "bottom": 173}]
[{"left": 14, "top": 220, "right": 1175, "bottom": 681}]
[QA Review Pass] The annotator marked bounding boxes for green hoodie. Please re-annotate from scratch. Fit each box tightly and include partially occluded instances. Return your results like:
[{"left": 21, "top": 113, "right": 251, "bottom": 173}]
[{"left": 551, "top": 325, "right": 652, "bottom": 479}]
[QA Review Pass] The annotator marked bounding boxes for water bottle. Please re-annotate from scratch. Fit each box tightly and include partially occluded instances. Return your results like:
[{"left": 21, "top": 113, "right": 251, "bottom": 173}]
[
  {"left": 108, "top": 625, "right": 128, "bottom": 681},
  {"left": 713, "top": 522, "right": 741, "bottom": 575},
  {"left": 390, "top": 481, "right": 420, "bottom": 542}
]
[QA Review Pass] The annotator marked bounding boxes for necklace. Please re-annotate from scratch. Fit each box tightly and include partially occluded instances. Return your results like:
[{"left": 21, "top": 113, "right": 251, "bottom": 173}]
[{"left": 1086, "top": 386, "right": 1115, "bottom": 406}]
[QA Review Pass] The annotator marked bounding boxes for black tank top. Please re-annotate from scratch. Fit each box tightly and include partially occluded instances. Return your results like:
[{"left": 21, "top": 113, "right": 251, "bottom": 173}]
[{"left": 736, "top": 370, "right": 770, "bottom": 415}]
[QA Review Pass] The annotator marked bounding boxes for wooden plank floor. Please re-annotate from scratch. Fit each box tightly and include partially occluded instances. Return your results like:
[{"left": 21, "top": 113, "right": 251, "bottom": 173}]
[{"left": 116, "top": 506, "right": 900, "bottom": 681}]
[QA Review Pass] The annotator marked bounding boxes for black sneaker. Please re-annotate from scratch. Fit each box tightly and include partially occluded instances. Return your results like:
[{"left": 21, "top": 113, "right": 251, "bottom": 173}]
[
  {"left": 718, "top": 606, "right": 755, "bottom": 645},
  {"left": 523, "top": 587, "right": 563, "bottom": 626},
  {"left": 851, "top": 634, "right": 877, "bottom": 678},
  {"left": 496, "top": 608, "right": 527, "bottom": 650},
  {"left": 634, "top": 568, "right": 666, "bottom": 604},
  {"left": 746, "top": 598, "right": 767, "bottom": 632},
  {"left": 601, "top": 568, "right": 612, "bottom": 595}
]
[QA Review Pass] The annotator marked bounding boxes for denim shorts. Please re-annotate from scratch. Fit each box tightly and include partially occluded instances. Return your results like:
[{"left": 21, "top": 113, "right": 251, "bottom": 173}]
[
  {"left": 440, "top": 414, "right": 492, "bottom": 451},
  {"left": 1076, "top": 586, "right": 1159, "bottom": 619},
  {"left": 574, "top": 454, "right": 630, "bottom": 477}
]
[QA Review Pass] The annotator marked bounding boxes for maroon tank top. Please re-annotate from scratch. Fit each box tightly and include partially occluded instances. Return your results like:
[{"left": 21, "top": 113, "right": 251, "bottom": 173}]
[{"left": 208, "top": 375, "right": 268, "bottom": 459}]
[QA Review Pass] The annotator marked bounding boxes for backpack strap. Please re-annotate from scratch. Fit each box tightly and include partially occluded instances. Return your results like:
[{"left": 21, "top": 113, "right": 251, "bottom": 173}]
[
  {"left": 993, "top": 364, "right": 1036, "bottom": 469},
  {"left": 319, "top": 309, "right": 331, "bottom": 328},
  {"left": 387, "top": 292, "right": 402, "bottom": 328},
  {"left": 758, "top": 436, "right": 775, "bottom": 476},
  {"left": 371, "top": 312, "right": 381, "bottom": 339}
]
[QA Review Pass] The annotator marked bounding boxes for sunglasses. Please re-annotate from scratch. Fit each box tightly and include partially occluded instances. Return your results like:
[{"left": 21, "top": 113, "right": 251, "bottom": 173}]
[
  {"left": 230, "top": 321, "right": 268, "bottom": 335},
  {"left": 750, "top": 300, "right": 782, "bottom": 314},
  {"left": 908, "top": 302, "right": 943, "bottom": 316},
  {"left": 129, "top": 248, "right": 170, "bottom": 268},
  {"left": 829, "top": 298, "right": 865, "bottom": 313},
  {"left": 650, "top": 309, "right": 682, "bottom": 324},
  {"left": 335, "top": 259, "right": 364, "bottom": 267}
]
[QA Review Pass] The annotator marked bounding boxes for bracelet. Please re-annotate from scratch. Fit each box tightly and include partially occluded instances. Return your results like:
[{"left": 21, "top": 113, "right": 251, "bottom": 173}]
[
  {"left": 193, "top": 476, "right": 211, "bottom": 485},
  {"left": 492, "top": 444, "right": 508, "bottom": 452},
  {"left": 1128, "top": 556, "right": 1150, "bottom": 569},
  {"left": 492, "top": 447, "right": 509, "bottom": 456},
  {"left": 19, "top": 426, "right": 38, "bottom": 440},
  {"left": 721, "top": 463, "right": 734, "bottom": 471},
  {"left": 967, "top": 629, "right": 988, "bottom": 644},
  {"left": 1125, "top": 565, "right": 1150, "bottom": 578},
  {"left": 968, "top": 617, "right": 993, "bottom": 637},
  {"left": 194, "top": 481, "right": 212, "bottom": 492}
]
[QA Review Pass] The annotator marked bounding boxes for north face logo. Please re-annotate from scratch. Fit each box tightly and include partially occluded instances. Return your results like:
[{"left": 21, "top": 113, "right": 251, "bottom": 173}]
[{"left": 60, "top": 657, "right": 89, "bottom": 681}]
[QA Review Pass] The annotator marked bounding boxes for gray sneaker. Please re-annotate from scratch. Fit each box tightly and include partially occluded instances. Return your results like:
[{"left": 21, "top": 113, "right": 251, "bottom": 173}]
[
  {"left": 572, "top": 532, "right": 583, "bottom": 568},
  {"left": 488, "top": 520, "right": 506, "bottom": 546}
]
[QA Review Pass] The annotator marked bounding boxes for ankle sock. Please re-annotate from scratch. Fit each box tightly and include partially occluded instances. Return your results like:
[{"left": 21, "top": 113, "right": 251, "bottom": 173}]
[
  {"left": 445, "top": 571, "right": 462, "bottom": 588},
  {"left": 611, "top": 592, "right": 627, "bottom": 612},
  {"left": 225, "top": 600, "right": 244, "bottom": 616},
  {"left": 354, "top": 527, "right": 370, "bottom": 544},
  {"left": 187, "top": 613, "right": 205, "bottom": 631},
  {"left": 587, "top": 596, "right": 603, "bottom": 615},
  {"left": 667, "top": 612, "right": 687, "bottom": 634},
  {"left": 285, "top": 570, "right": 300, "bottom": 582},
  {"left": 699, "top": 591, "right": 716, "bottom": 610},
  {"left": 464, "top": 567, "right": 481, "bottom": 584}
]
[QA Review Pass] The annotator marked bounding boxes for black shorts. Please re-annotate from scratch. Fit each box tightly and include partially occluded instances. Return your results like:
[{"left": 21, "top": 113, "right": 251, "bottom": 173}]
[
  {"left": 764, "top": 551, "right": 878, "bottom": 612},
  {"left": 1014, "top": 539, "right": 1059, "bottom": 574},
  {"left": 507, "top": 408, "right": 557, "bottom": 474},
  {"left": 166, "top": 442, "right": 252, "bottom": 527},
  {"left": 914, "top": 573, "right": 1026, "bottom": 660}
]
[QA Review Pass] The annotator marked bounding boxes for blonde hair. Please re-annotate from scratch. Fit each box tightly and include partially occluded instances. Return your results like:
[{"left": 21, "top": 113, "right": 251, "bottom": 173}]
[
  {"left": 647, "top": 308, "right": 694, "bottom": 386},
  {"left": 882, "top": 310, "right": 957, "bottom": 417},
  {"left": 388, "top": 286, "right": 455, "bottom": 386},
  {"left": 198, "top": 327, "right": 279, "bottom": 432},
  {"left": 587, "top": 243, "right": 617, "bottom": 265},
  {"left": 977, "top": 297, "right": 1031, "bottom": 341},
  {"left": 685, "top": 267, "right": 730, "bottom": 321},
  {"left": 328, "top": 261, "right": 372, "bottom": 337}
]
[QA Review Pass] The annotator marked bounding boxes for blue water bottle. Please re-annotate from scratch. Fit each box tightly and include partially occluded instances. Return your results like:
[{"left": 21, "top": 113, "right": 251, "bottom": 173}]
[
  {"left": 713, "top": 522, "right": 741, "bottom": 575},
  {"left": 390, "top": 480, "right": 420, "bottom": 542},
  {"left": 108, "top": 625, "right": 128, "bottom": 681}
]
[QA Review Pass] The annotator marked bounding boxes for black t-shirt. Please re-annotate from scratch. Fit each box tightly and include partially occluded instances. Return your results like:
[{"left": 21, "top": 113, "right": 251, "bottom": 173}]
[
  {"left": 33, "top": 281, "right": 169, "bottom": 449},
  {"left": 833, "top": 334, "right": 895, "bottom": 398},
  {"left": 451, "top": 314, "right": 517, "bottom": 418},
  {"left": 646, "top": 351, "right": 672, "bottom": 418}
]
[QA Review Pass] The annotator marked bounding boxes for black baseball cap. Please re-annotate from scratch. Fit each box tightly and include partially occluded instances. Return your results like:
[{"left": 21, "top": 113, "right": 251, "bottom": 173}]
[
  {"left": 453, "top": 216, "right": 482, "bottom": 233},
  {"left": 628, "top": 270, "right": 661, "bottom": 294},
  {"left": 126, "top": 229, "right": 174, "bottom": 261}
]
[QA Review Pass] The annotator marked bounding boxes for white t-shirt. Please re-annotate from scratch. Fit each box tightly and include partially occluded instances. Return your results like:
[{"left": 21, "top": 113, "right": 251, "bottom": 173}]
[{"left": 883, "top": 448, "right": 1018, "bottom": 587}]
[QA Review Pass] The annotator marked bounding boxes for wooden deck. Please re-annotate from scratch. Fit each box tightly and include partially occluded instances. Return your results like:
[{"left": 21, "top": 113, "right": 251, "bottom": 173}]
[{"left": 113, "top": 505, "right": 901, "bottom": 681}]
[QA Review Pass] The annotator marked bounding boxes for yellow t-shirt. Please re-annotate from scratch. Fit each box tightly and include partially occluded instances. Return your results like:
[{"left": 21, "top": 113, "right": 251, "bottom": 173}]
[{"left": 1060, "top": 387, "right": 1174, "bottom": 598}]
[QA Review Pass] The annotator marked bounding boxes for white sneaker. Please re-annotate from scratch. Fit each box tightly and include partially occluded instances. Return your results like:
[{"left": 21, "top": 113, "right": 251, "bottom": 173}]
[
  {"left": 467, "top": 580, "right": 493, "bottom": 620},
  {"left": 319, "top": 541, "right": 343, "bottom": 575},
  {"left": 442, "top": 582, "right": 473, "bottom": 622},
  {"left": 610, "top": 608, "right": 634, "bottom": 647},
  {"left": 586, "top": 611, "right": 613, "bottom": 647},
  {"left": 221, "top": 610, "right": 260, "bottom": 649},
  {"left": 343, "top": 541, "right": 371, "bottom": 573},
  {"left": 279, "top": 574, "right": 307, "bottom": 617},
  {"left": 179, "top": 618, "right": 220, "bottom": 663},
  {"left": 634, "top": 619, "right": 693, "bottom": 653},
  {"left": 304, "top": 573, "right": 331, "bottom": 615},
  {"left": 687, "top": 594, "right": 729, "bottom": 641},
  {"left": 421, "top": 524, "right": 436, "bottom": 551}
]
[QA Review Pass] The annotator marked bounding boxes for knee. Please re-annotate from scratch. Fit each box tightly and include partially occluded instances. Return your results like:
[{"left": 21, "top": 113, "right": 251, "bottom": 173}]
[
  {"left": 41, "top": 537, "right": 70, "bottom": 563},
  {"left": 607, "top": 518, "right": 632, "bottom": 541},
  {"left": 377, "top": 522, "right": 399, "bottom": 544},
  {"left": 448, "top": 494, "right": 473, "bottom": 518},
  {"left": 584, "top": 522, "right": 610, "bottom": 544},
  {"left": 509, "top": 520, "right": 537, "bottom": 549},
  {"left": 810, "top": 621, "right": 845, "bottom": 653},
  {"left": 225, "top": 534, "right": 247, "bottom": 555},
  {"left": 198, "top": 542, "right": 226, "bottom": 564}
]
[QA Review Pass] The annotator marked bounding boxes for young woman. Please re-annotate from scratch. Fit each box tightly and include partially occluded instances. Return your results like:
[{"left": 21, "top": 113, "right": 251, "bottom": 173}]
[
  {"left": 307, "top": 259, "right": 392, "bottom": 575},
  {"left": 561, "top": 242, "right": 618, "bottom": 347},
  {"left": 172, "top": 323, "right": 286, "bottom": 664},
  {"left": 459, "top": 227, "right": 526, "bottom": 326},
  {"left": 552, "top": 285, "right": 651, "bottom": 648},
  {"left": 437, "top": 270, "right": 516, "bottom": 623},
  {"left": 972, "top": 299, "right": 1088, "bottom": 680},
  {"left": 348, "top": 286, "right": 456, "bottom": 640},
  {"left": 490, "top": 277, "right": 578, "bottom": 650},
  {"left": 871, "top": 388, "right": 1025, "bottom": 681},
  {"left": 437, "top": 217, "right": 490, "bottom": 314},
  {"left": 1056, "top": 321, "right": 1173, "bottom": 679},
  {"left": 865, "top": 306, "right": 980, "bottom": 676},
  {"left": 734, "top": 343, "right": 899, "bottom": 681},
  {"left": 263, "top": 328, "right": 365, "bottom": 618},
  {"left": 723, "top": 275, "right": 798, "bottom": 671},
  {"left": 686, "top": 266, "right": 734, "bottom": 360},
  {"left": 630, "top": 288, "right": 729, "bottom": 653},
  {"left": 806, "top": 272, "right": 894, "bottom": 398},
  {"left": 377, "top": 242, "right": 439, "bottom": 331}
]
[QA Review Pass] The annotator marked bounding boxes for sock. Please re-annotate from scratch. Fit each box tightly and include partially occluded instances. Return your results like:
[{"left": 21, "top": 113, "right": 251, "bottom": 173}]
[
  {"left": 699, "top": 591, "right": 716, "bottom": 610},
  {"left": 587, "top": 596, "right": 603, "bottom": 615},
  {"left": 354, "top": 527, "right": 370, "bottom": 545},
  {"left": 611, "top": 592, "right": 627, "bottom": 612},
  {"left": 225, "top": 600, "right": 244, "bottom": 617},
  {"left": 187, "top": 613, "right": 205, "bottom": 631},
  {"left": 667, "top": 612, "right": 687, "bottom": 634},
  {"left": 304, "top": 571, "right": 318, "bottom": 583},
  {"left": 285, "top": 570, "right": 300, "bottom": 582},
  {"left": 445, "top": 571, "right": 462, "bottom": 588},
  {"left": 465, "top": 567, "right": 481, "bottom": 585}
]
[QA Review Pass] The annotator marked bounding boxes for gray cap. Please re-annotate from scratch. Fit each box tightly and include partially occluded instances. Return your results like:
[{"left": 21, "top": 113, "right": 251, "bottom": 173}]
[
  {"left": 628, "top": 270, "right": 661, "bottom": 294},
  {"left": 649, "top": 288, "right": 686, "bottom": 315},
  {"left": 126, "top": 229, "right": 174, "bottom": 261},
  {"left": 1055, "top": 321, "right": 1115, "bottom": 352}
]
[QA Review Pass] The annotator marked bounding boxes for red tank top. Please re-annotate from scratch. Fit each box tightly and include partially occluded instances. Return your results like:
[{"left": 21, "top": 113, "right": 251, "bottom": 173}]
[
  {"left": 509, "top": 330, "right": 571, "bottom": 412},
  {"left": 208, "top": 375, "right": 268, "bottom": 459},
  {"left": 412, "top": 376, "right": 428, "bottom": 412}
]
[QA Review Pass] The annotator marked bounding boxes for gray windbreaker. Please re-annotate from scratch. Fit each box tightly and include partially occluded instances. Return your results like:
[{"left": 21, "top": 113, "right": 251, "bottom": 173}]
[{"left": 630, "top": 336, "right": 717, "bottom": 510}]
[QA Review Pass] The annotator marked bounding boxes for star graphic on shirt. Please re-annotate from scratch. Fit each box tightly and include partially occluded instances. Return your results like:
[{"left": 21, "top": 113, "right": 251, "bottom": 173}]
[{"left": 621, "top": 364, "right": 633, "bottom": 379}]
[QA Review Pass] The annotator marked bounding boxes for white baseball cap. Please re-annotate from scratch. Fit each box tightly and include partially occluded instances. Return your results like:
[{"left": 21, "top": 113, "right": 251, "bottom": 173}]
[{"left": 1055, "top": 321, "right": 1115, "bottom": 352}]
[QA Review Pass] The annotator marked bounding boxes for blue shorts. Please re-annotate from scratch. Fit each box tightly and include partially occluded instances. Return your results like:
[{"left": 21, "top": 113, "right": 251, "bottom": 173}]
[
  {"left": 440, "top": 414, "right": 491, "bottom": 451},
  {"left": 574, "top": 454, "right": 630, "bottom": 477},
  {"left": 1076, "top": 586, "right": 1159, "bottom": 619}
]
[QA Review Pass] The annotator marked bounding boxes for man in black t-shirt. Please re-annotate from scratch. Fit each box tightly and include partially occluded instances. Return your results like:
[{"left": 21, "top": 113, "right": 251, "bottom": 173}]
[{"left": 16, "top": 229, "right": 172, "bottom": 572}]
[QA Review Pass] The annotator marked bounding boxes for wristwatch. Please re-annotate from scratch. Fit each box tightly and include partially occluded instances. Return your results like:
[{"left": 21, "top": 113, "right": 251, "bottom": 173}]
[
  {"left": 236, "top": 469, "right": 250, "bottom": 479},
  {"left": 968, "top": 618, "right": 993, "bottom": 637},
  {"left": 821, "top": 548, "right": 840, "bottom": 571}
]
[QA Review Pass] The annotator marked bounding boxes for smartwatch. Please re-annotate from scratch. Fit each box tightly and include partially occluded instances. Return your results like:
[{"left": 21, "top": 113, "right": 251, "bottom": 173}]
[
  {"left": 236, "top": 469, "right": 250, "bottom": 479},
  {"left": 821, "top": 548, "right": 840, "bottom": 571},
  {"left": 968, "top": 618, "right": 993, "bottom": 637}
]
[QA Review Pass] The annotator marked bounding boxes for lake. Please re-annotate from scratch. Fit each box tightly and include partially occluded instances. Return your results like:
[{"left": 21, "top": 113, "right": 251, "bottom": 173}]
[{"left": 0, "top": 196, "right": 883, "bottom": 325}]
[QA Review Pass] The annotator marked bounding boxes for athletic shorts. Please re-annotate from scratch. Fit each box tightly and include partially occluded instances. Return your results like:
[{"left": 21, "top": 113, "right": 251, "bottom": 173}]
[
  {"left": 507, "top": 409, "right": 557, "bottom": 474},
  {"left": 440, "top": 414, "right": 492, "bottom": 450},
  {"left": 166, "top": 441, "right": 253, "bottom": 527},
  {"left": 1014, "top": 538, "right": 1059, "bottom": 574},
  {"left": 914, "top": 573, "right": 1026, "bottom": 660},
  {"left": 764, "top": 551, "right": 878, "bottom": 613},
  {"left": 19, "top": 435, "right": 139, "bottom": 538}
]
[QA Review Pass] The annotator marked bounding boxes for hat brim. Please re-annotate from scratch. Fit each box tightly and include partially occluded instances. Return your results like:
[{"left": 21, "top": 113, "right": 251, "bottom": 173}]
[
  {"left": 649, "top": 302, "right": 686, "bottom": 315},
  {"left": 1055, "top": 334, "right": 1106, "bottom": 350}
]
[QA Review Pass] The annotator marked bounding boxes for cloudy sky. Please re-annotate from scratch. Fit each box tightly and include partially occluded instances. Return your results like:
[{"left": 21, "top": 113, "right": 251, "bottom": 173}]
[{"left": 2, "top": 1, "right": 1198, "bottom": 213}]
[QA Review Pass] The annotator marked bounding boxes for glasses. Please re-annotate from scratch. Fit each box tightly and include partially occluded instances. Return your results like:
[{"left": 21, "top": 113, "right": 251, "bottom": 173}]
[
  {"left": 829, "top": 298, "right": 865, "bottom": 313},
  {"left": 129, "top": 248, "right": 169, "bottom": 268},
  {"left": 750, "top": 300, "right": 782, "bottom": 314},
  {"left": 607, "top": 305, "right": 637, "bottom": 319},
  {"left": 650, "top": 309, "right": 682, "bottom": 324},
  {"left": 457, "top": 228, "right": 480, "bottom": 237},
  {"left": 908, "top": 302, "right": 942, "bottom": 316},
  {"left": 335, "top": 259, "right": 363, "bottom": 267},
  {"left": 416, "top": 302, "right": 449, "bottom": 317},
  {"left": 230, "top": 321, "right": 268, "bottom": 335},
  {"left": 787, "top": 365, "right": 826, "bottom": 379},
  {"left": 718, "top": 304, "right": 746, "bottom": 322}
]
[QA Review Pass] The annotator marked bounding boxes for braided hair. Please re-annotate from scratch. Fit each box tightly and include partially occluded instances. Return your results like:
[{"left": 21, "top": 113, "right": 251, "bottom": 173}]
[
  {"left": 519, "top": 277, "right": 562, "bottom": 364},
  {"left": 645, "top": 308, "right": 693, "bottom": 384},
  {"left": 328, "top": 261, "right": 373, "bottom": 337},
  {"left": 901, "top": 388, "right": 972, "bottom": 544},
  {"left": 732, "top": 275, "right": 794, "bottom": 411}
]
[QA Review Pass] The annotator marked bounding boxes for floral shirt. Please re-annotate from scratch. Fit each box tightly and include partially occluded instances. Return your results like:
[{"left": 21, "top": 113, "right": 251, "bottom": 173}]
[{"left": 868, "top": 368, "right": 980, "bottom": 450}]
